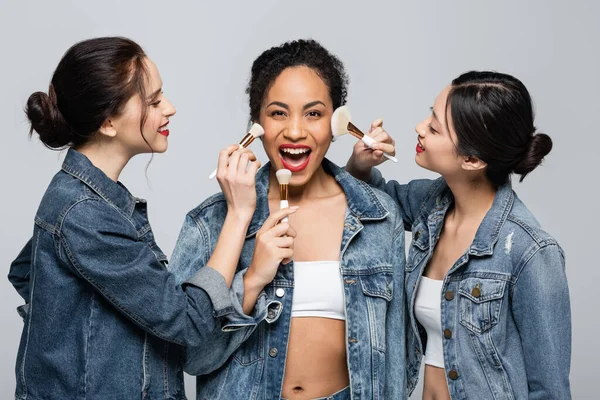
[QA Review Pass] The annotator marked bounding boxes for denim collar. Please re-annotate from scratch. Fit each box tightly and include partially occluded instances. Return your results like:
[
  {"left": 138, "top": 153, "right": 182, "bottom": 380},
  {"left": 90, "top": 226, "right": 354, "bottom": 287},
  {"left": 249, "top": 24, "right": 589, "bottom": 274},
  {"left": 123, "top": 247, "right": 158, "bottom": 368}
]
[
  {"left": 247, "top": 158, "right": 389, "bottom": 237},
  {"left": 431, "top": 181, "right": 515, "bottom": 256},
  {"left": 61, "top": 148, "right": 138, "bottom": 216}
]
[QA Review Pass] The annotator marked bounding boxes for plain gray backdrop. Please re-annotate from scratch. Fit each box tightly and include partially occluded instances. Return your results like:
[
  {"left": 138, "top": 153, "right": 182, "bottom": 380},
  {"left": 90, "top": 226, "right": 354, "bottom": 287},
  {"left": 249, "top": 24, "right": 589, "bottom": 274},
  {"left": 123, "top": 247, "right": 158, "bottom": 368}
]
[{"left": 1, "top": 0, "right": 598, "bottom": 398}]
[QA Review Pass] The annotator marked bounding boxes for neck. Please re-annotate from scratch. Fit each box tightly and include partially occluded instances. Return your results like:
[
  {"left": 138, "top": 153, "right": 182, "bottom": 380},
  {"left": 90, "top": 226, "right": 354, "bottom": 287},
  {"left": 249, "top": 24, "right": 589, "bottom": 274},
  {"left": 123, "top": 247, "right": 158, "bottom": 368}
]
[
  {"left": 75, "top": 140, "right": 133, "bottom": 182},
  {"left": 444, "top": 175, "right": 497, "bottom": 223},
  {"left": 268, "top": 164, "right": 341, "bottom": 203}
]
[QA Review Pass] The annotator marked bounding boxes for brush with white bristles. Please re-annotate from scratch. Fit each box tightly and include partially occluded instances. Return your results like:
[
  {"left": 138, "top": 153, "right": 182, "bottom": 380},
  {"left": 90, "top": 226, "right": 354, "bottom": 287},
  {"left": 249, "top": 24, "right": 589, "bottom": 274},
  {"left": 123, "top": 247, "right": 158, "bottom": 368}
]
[
  {"left": 208, "top": 123, "right": 265, "bottom": 179},
  {"left": 331, "top": 106, "right": 398, "bottom": 163},
  {"left": 275, "top": 169, "right": 292, "bottom": 223}
]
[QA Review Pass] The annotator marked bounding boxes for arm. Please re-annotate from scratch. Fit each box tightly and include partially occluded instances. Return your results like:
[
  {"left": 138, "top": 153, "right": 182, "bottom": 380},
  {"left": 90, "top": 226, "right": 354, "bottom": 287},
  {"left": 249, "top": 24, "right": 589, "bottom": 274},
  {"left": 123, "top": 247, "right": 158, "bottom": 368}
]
[
  {"left": 345, "top": 120, "right": 439, "bottom": 229},
  {"left": 384, "top": 216, "right": 408, "bottom": 397},
  {"left": 170, "top": 207, "right": 298, "bottom": 375},
  {"left": 59, "top": 199, "right": 235, "bottom": 348},
  {"left": 512, "top": 243, "right": 571, "bottom": 399},
  {"left": 8, "top": 238, "right": 33, "bottom": 302}
]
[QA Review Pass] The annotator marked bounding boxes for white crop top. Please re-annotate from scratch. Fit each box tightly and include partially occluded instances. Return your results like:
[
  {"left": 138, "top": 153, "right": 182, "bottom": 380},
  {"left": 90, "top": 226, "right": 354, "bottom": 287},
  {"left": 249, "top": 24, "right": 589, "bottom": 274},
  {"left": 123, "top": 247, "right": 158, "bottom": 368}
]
[
  {"left": 414, "top": 276, "right": 445, "bottom": 368},
  {"left": 291, "top": 261, "right": 345, "bottom": 321}
]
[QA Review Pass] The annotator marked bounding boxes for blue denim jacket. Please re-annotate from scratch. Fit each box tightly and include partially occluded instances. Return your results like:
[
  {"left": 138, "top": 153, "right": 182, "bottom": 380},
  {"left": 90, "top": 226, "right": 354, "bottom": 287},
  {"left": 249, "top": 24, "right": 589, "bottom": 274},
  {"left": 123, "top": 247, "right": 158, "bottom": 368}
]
[
  {"left": 371, "top": 171, "right": 571, "bottom": 400},
  {"left": 8, "top": 149, "right": 254, "bottom": 400},
  {"left": 169, "top": 159, "right": 407, "bottom": 399}
]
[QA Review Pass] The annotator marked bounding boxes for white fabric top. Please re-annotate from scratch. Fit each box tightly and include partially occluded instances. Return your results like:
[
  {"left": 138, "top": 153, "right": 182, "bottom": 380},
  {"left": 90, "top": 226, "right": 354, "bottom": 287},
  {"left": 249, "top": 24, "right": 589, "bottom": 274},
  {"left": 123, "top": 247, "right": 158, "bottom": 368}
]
[
  {"left": 291, "top": 261, "right": 345, "bottom": 321},
  {"left": 414, "top": 276, "right": 445, "bottom": 368}
]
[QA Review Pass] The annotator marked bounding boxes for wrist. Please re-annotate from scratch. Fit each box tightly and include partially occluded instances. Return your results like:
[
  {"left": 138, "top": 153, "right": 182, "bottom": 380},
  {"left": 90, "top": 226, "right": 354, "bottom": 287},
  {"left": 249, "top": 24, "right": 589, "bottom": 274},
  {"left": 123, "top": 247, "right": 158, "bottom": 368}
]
[
  {"left": 243, "top": 267, "right": 267, "bottom": 293},
  {"left": 346, "top": 156, "right": 372, "bottom": 181}
]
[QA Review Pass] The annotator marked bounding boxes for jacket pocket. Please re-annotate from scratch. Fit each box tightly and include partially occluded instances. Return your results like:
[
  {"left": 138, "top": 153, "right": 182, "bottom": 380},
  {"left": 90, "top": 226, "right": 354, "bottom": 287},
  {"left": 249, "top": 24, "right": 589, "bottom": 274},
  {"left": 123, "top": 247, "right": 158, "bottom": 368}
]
[
  {"left": 459, "top": 278, "right": 506, "bottom": 335},
  {"left": 233, "top": 322, "right": 264, "bottom": 366},
  {"left": 361, "top": 270, "right": 393, "bottom": 352}
]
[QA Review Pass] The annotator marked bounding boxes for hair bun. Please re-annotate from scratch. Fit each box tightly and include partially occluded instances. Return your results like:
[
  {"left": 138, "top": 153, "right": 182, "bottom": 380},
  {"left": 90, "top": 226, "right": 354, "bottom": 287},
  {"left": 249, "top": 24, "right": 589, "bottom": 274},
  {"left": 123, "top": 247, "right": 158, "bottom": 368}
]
[
  {"left": 26, "top": 87, "right": 72, "bottom": 149},
  {"left": 513, "top": 132, "right": 553, "bottom": 181}
]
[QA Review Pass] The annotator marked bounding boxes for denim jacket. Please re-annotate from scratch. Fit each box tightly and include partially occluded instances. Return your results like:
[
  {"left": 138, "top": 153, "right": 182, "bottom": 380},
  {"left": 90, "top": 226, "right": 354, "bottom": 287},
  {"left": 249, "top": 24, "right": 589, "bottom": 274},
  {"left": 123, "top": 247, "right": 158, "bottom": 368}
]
[
  {"left": 169, "top": 159, "right": 407, "bottom": 399},
  {"left": 8, "top": 149, "right": 254, "bottom": 400},
  {"left": 371, "top": 170, "right": 571, "bottom": 400}
]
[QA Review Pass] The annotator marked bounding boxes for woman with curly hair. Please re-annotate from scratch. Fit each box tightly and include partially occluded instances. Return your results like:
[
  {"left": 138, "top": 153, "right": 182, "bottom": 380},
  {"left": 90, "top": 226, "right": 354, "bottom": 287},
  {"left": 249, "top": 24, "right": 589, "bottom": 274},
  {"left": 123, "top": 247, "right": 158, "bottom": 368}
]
[{"left": 169, "top": 39, "right": 407, "bottom": 400}]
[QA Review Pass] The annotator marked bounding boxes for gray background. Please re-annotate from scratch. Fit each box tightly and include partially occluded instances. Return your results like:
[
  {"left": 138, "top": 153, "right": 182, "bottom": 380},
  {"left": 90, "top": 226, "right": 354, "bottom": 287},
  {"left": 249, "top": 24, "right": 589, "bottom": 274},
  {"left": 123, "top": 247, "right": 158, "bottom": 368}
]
[{"left": 1, "top": 0, "right": 598, "bottom": 398}]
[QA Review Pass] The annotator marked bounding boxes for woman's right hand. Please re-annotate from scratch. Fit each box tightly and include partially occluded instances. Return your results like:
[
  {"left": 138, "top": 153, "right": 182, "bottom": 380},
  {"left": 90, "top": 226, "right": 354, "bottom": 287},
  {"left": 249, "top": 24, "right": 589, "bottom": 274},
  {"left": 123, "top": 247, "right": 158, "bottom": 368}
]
[
  {"left": 244, "top": 207, "right": 298, "bottom": 290},
  {"left": 346, "top": 119, "right": 395, "bottom": 181},
  {"left": 216, "top": 145, "right": 261, "bottom": 220}
]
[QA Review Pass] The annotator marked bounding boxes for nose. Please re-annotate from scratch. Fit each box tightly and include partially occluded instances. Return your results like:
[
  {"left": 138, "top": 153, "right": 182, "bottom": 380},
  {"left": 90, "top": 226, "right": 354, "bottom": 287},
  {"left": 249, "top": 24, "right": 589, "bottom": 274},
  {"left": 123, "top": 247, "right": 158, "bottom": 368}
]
[
  {"left": 162, "top": 96, "right": 176, "bottom": 118},
  {"left": 283, "top": 116, "right": 308, "bottom": 141},
  {"left": 415, "top": 117, "right": 429, "bottom": 137}
]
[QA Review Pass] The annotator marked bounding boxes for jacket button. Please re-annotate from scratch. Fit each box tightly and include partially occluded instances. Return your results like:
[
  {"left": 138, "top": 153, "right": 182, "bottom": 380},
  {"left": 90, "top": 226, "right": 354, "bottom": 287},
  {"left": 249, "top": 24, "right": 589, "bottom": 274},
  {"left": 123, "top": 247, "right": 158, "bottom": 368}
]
[
  {"left": 414, "top": 231, "right": 421, "bottom": 240},
  {"left": 275, "top": 288, "right": 285, "bottom": 297},
  {"left": 444, "top": 329, "right": 452, "bottom": 339},
  {"left": 445, "top": 290, "right": 455, "bottom": 301},
  {"left": 448, "top": 369, "right": 459, "bottom": 380},
  {"left": 268, "top": 310, "right": 276, "bottom": 319},
  {"left": 471, "top": 286, "right": 481, "bottom": 298},
  {"left": 269, "top": 347, "right": 278, "bottom": 357}
]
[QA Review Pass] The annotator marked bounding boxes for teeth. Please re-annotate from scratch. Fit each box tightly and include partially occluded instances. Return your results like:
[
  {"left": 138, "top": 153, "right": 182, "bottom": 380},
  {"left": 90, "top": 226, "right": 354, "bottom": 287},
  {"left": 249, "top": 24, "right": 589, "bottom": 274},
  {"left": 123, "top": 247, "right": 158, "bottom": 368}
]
[
  {"left": 281, "top": 147, "right": 310, "bottom": 155},
  {"left": 158, "top": 125, "right": 168, "bottom": 132}
]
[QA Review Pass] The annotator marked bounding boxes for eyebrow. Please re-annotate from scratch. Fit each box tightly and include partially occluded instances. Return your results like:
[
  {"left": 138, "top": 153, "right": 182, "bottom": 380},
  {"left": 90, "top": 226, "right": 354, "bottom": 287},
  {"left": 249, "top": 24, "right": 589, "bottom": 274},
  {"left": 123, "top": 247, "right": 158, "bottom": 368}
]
[
  {"left": 266, "top": 100, "right": 326, "bottom": 110},
  {"left": 430, "top": 106, "right": 439, "bottom": 122},
  {"left": 147, "top": 88, "right": 162, "bottom": 100}
]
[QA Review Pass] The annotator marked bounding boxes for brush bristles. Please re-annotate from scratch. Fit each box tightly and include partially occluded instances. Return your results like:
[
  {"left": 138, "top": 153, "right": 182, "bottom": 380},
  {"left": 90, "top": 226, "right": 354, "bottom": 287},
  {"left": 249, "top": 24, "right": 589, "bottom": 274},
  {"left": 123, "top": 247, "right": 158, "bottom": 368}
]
[
  {"left": 331, "top": 106, "right": 352, "bottom": 138},
  {"left": 249, "top": 123, "right": 265, "bottom": 138},
  {"left": 276, "top": 169, "right": 292, "bottom": 185}
]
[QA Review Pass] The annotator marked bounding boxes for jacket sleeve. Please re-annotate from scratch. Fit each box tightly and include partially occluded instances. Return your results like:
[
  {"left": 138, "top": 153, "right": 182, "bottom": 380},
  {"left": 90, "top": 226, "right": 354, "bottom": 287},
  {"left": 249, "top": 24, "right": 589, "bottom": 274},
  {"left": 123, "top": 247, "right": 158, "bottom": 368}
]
[
  {"left": 169, "top": 213, "right": 274, "bottom": 375},
  {"left": 369, "top": 169, "right": 439, "bottom": 230},
  {"left": 511, "top": 243, "right": 571, "bottom": 399},
  {"left": 8, "top": 238, "right": 33, "bottom": 320},
  {"left": 9, "top": 238, "right": 32, "bottom": 302},
  {"left": 58, "top": 198, "right": 238, "bottom": 348}
]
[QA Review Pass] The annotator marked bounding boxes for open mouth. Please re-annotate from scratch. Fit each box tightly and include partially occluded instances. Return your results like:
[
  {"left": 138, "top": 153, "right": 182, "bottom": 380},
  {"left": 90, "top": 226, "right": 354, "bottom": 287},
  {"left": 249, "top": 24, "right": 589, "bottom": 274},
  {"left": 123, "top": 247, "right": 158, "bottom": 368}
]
[
  {"left": 158, "top": 122, "right": 170, "bottom": 137},
  {"left": 279, "top": 144, "right": 312, "bottom": 172}
]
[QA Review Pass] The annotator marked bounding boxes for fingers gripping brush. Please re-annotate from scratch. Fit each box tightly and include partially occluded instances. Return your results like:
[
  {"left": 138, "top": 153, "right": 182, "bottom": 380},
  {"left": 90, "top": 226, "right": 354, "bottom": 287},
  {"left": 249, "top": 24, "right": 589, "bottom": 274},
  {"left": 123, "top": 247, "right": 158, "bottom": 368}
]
[
  {"left": 331, "top": 105, "right": 398, "bottom": 163},
  {"left": 208, "top": 123, "right": 265, "bottom": 179}
]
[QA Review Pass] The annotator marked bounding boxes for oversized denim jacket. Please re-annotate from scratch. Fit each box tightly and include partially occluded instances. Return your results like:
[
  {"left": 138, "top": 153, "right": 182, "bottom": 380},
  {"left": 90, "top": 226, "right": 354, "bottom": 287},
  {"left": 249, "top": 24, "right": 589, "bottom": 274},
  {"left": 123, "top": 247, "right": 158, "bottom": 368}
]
[
  {"left": 169, "top": 159, "right": 408, "bottom": 399},
  {"left": 8, "top": 149, "right": 255, "bottom": 400},
  {"left": 370, "top": 170, "right": 571, "bottom": 400}
]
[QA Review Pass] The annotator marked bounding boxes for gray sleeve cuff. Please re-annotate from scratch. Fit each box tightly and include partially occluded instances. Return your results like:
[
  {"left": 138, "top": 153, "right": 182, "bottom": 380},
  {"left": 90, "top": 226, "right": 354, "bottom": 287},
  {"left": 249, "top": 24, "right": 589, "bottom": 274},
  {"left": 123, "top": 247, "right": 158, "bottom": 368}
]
[{"left": 184, "top": 266, "right": 234, "bottom": 318}]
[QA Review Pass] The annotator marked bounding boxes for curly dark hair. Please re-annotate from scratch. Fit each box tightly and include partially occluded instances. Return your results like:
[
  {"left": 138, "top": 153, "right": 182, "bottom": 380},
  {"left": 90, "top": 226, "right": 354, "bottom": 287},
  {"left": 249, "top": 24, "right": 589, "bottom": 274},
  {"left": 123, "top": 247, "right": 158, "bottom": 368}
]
[{"left": 246, "top": 39, "right": 349, "bottom": 121}]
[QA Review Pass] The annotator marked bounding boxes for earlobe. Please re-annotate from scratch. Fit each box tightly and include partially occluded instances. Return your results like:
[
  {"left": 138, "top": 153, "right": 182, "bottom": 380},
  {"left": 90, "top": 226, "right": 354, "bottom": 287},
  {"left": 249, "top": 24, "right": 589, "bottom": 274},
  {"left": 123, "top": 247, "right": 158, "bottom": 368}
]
[
  {"left": 99, "top": 120, "right": 117, "bottom": 138},
  {"left": 462, "top": 155, "right": 487, "bottom": 171}
]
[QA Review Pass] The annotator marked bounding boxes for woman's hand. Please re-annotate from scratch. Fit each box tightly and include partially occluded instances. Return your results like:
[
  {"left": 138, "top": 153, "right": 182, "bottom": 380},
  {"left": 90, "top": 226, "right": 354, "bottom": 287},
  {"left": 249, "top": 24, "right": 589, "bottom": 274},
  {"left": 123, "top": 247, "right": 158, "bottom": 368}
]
[{"left": 216, "top": 145, "right": 261, "bottom": 220}]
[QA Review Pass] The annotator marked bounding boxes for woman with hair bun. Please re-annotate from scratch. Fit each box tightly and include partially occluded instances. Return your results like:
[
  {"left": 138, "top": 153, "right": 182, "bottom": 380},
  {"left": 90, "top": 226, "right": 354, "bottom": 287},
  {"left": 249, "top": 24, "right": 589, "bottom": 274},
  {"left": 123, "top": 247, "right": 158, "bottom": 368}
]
[
  {"left": 8, "top": 36, "right": 273, "bottom": 399},
  {"left": 346, "top": 71, "right": 572, "bottom": 399}
]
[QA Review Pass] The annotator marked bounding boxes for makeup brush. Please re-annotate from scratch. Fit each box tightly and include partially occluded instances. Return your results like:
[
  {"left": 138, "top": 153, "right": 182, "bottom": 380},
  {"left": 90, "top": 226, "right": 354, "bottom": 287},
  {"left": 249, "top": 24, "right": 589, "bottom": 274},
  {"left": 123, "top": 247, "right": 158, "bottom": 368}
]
[
  {"left": 208, "top": 123, "right": 265, "bottom": 179},
  {"left": 331, "top": 106, "right": 398, "bottom": 163},
  {"left": 275, "top": 169, "right": 292, "bottom": 223}
]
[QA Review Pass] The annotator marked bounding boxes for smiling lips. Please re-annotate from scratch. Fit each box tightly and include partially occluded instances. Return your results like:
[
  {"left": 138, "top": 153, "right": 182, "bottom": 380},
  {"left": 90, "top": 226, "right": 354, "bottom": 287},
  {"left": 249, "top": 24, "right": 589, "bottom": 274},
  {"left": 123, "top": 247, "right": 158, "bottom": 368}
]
[
  {"left": 158, "top": 122, "right": 169, "bottom": 137},
  {"left": 416, "top": 138, "right": 425, "bottom": 153},
  {"left": 279, "top": 144, "right": 312, "bottom": 172}
]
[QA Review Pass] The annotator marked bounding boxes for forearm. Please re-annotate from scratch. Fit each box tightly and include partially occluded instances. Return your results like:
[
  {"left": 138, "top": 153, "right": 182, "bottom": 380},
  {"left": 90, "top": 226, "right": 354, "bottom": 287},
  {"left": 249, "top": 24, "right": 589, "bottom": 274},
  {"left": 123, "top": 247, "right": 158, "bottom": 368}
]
[
  {"left": 206, "top": 211, "right": 252, "bottom": 287},
  {"left": 242, "top": 269, "right": 265, "bottom": 314},
  {"left": 345, "top": 155, "right": 373, "bottom": 182}
]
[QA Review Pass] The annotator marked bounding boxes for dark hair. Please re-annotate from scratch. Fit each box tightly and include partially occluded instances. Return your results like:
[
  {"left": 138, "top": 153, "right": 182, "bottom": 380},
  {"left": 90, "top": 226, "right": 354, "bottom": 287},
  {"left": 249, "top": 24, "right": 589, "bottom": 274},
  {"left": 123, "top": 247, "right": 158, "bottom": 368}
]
[
  {"left": 447, "top": 71, "right": 552, "bottom": 186},
  {"left": 26, "top": 37, "right": 149, "bottom": 149},
  {"left": 246, "top": 39, "right": 349, "bottom": 121}
]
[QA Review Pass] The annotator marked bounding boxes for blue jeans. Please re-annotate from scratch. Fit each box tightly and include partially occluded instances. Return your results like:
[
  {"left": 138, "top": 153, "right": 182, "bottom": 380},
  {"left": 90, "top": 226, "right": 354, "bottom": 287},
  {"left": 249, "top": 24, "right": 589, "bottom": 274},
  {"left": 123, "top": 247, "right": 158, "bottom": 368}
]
[{"left": 281, "top": 386, "right": 350, "bottom": 400}]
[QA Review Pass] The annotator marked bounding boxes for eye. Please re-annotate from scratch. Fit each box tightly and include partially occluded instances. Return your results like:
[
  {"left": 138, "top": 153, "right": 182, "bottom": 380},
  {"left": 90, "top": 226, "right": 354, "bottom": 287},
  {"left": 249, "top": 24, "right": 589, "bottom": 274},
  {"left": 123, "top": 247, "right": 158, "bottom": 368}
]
[
  {"left": 429, "top": 124, "right": 438, "bottom": 134},
  {"left": 270, "top": 110, "right": 287, "bottom": 117},
  {"left": 306, "top": 110, "right": 322, "bottom": 118},
  {"left": 150, "top": 100, "right": 162, "bottom": 107}
]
